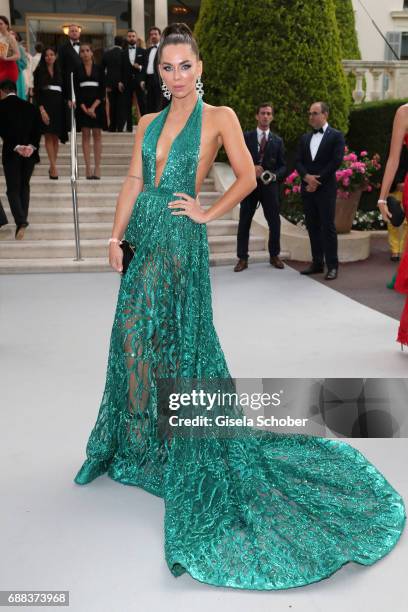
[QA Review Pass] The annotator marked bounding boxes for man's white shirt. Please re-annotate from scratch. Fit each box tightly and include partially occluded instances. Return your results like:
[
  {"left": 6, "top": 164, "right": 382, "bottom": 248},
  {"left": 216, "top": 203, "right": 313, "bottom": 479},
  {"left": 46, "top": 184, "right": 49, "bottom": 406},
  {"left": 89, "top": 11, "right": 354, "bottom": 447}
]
[{"left": 310, "top": 122, "right": 328, "bottom": 161}]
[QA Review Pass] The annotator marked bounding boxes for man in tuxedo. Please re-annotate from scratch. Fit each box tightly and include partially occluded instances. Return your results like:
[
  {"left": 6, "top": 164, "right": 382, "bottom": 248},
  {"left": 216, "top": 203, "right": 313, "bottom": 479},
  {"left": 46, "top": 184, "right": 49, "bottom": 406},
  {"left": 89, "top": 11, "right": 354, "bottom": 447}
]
[
  {"left": 295, "top": 101, "right": 345, "bottom": 280},
  {"left": 234, "top": 102, "right": 287, "bottom": 272},
  {"left": 119, "top": 30, "right": 147, "bottom": 131},
  {"left": 102, "top": 36, "right": 124, "bottom": 132},
  {"left": 0, "top": 79, "right": 41, "bottom": 239},
  {"left": 145, "top": 26, "right": 164, "bottom": 113},
  {"left": 58, "top": 23, "right": 82, "bottom": 98}
]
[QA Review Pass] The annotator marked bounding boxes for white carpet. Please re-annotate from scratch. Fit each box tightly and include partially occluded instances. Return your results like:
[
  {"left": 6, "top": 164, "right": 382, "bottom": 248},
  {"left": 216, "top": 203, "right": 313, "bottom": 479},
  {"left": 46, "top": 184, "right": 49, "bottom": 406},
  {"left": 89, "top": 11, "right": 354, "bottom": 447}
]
[{"left": 0, "top": 264, "right": 407, "bottom": 612}]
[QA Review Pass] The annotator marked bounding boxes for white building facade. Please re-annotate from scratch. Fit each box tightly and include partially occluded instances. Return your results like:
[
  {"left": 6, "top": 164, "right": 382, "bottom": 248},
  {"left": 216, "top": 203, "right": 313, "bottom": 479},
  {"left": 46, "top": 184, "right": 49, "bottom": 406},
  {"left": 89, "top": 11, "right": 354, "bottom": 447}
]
[{"left": 352, "top": 0, "right": 408, "bottom": 61}]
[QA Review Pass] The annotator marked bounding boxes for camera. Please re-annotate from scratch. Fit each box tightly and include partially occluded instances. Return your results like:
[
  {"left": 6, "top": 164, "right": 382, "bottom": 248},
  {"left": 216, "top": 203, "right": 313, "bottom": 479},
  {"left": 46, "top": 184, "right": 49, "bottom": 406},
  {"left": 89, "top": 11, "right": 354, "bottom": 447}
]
[{"left": 260, "top": 169, "right": 277, "bottom": 185}]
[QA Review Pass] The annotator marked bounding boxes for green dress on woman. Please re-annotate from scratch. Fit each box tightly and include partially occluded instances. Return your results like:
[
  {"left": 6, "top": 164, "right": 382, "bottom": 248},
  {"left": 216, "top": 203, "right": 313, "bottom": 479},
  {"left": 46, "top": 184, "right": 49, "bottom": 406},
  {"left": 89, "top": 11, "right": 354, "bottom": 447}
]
[{"left": 74, "top": 95, "right": 406, "bottom": 590}]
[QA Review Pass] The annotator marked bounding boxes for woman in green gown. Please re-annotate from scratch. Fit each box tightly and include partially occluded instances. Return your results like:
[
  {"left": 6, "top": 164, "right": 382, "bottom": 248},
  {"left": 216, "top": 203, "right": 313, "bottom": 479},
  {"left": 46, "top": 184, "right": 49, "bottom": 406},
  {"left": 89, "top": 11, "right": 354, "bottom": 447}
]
[{"left": 74, "top": 23, "right": 406, "bottom": 590}]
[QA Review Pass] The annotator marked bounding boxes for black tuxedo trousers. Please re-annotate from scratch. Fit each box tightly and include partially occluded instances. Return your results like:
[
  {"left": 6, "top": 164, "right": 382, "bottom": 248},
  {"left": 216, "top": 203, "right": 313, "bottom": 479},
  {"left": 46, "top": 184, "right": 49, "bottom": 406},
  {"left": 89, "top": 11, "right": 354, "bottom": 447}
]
[
  {"left": 237, "top": 181, "right": 281, "bottom": 259},
  {"left": 302, "top": 183, "right": 338, "bottom": 269},
  {"left": 3, "top": 153, "right": 36, "bottom": 226}
]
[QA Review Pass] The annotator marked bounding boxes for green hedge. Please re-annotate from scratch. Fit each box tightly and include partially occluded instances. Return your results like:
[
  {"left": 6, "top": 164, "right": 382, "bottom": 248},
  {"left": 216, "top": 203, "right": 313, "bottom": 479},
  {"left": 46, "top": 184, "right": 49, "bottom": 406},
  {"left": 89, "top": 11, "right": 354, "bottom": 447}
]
[
  {"left": 347, "top": 98, "right": 407, "bottom": 162},
  {"left": 334, "top": 0, "right": 360, "bottom": 59},
  {"left": 346, "top": 99, "right": 407, "bottom": 210},
  {"left": 195, "top": 0, "right": 350, "bottom": 156}
]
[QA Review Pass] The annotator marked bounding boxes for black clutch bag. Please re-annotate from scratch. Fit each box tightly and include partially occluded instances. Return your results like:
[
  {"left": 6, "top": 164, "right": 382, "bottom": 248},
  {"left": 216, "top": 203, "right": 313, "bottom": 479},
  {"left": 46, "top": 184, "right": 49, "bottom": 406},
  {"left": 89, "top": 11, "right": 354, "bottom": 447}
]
[
  {"left": 387, "top": 195, "right": 405, "bottom": 227},
  {"left": 119, "top": 240, "right": 136, "bottom": 275}
]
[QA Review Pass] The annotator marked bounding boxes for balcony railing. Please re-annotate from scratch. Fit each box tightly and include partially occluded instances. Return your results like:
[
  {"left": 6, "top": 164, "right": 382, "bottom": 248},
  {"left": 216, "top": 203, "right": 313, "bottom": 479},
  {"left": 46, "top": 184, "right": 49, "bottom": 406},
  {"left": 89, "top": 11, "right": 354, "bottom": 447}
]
[{"left": 342, "top": 60, "right": 408, "bottom": 104}]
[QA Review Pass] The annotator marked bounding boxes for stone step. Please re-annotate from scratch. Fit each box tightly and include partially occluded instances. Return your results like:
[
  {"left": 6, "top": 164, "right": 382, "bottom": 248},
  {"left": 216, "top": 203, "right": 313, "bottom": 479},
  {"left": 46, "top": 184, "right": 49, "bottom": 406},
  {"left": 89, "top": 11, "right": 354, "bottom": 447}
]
[
  {"left": 30, "top": 165, "right": 142, "bottom": 177},
  {"left": 3, "top": 189, "right": 221, "bottom": 208},
  {"left": 0, "top": 174, "right": 215, "bottom": 186},
  {"left": 0, "top": 142, "right": 136, "bottom": 154},
  {"left": 0, "top": 250, "right": 281, "bottom": 274},
  {"left": 40, "top": 153, "right": 132, "bottom": 165},
  {"left": 0, "top": 219, "right": 239, "bottom": 240},
  {"left": 27, "top": 166, "right": 216, "bottom": 180},
  {"left": 0, "top": 235, "right": 265, "bottom": 259}
]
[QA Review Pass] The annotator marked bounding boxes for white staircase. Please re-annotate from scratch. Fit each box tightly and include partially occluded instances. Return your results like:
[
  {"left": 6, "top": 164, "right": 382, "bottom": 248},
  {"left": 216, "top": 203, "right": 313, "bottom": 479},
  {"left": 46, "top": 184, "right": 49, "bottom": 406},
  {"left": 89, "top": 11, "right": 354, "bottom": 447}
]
[{"left": 0, "top": 132, "right": 270, "bottom": 273}]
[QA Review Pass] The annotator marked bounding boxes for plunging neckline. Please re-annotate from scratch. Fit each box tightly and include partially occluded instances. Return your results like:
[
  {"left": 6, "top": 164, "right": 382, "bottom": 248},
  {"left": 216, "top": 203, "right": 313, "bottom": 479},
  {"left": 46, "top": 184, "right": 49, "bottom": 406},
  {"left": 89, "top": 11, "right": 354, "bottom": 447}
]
[{"left": 154, "top": 95, "right": 200, "bottom": 189}]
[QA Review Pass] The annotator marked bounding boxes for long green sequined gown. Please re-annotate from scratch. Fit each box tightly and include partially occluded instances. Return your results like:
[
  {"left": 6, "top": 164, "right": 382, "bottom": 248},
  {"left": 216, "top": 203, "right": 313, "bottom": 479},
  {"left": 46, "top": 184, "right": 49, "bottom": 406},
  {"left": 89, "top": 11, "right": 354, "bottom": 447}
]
[{"left": 74, "top": 95, "right": 406, "bottom": 590}]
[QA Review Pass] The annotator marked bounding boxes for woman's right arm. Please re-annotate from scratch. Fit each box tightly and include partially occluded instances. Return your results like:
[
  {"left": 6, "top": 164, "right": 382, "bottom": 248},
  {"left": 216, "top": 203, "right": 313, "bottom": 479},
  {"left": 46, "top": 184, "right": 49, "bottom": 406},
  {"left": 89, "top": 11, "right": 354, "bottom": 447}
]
[
  {"left": 378, "top": 105, "right": 408, "bottom": 221},
  {"left": 108, "top": 113, "right": 152, "bottom": 272}
]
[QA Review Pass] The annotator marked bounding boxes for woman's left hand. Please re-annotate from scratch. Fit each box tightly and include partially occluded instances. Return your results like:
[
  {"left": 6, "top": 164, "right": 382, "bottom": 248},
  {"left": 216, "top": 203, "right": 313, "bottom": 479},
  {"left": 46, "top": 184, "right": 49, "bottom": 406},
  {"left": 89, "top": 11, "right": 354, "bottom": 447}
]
[{"left": 168, "top": 193, "right": 208, "bottom": 224}]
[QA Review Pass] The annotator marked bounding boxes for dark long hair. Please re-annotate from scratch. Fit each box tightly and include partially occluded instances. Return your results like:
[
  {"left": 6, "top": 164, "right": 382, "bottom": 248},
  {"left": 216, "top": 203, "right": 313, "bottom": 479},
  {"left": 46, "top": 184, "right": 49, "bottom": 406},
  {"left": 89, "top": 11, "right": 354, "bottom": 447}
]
[{"left": 34, "top": 47, "right": 62, "bottom": 88}]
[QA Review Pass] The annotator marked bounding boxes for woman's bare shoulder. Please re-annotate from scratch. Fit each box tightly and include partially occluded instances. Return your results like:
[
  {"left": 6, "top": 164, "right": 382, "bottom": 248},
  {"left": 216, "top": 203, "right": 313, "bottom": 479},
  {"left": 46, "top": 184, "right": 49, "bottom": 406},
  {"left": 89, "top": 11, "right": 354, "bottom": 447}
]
[
  {"left": 136, "top": 111, "right": 161, "bottom": 134},
  {"left": 203, "top": 102, "right": 240, "bottom": 125},
  {"left": 396, "top": 104, "right": 408, "bottom": 119}
]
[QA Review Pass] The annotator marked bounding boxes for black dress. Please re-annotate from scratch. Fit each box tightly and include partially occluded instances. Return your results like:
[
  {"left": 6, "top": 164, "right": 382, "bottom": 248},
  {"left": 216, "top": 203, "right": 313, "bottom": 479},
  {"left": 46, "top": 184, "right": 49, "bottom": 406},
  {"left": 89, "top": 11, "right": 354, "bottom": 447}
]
[
  {"left": 33, "top": 67, "right": 68, "bottom": 144},
  {"left": 74, "top": 63, "right": 106, "bottom": 130}
]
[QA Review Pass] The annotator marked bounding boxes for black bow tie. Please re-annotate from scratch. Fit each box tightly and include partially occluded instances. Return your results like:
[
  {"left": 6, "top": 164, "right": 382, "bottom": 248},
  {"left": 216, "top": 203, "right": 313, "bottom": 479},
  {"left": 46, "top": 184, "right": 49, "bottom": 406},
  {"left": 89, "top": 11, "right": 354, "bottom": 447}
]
[
  {"left": 72, "top": 42, "right": 80, "bottom": 46},
  {"left": 313, "top": 127, "right": 324, "bottom": 134},
  {"left": 129, "top": 46, "right": 136, "bottom": 49}
]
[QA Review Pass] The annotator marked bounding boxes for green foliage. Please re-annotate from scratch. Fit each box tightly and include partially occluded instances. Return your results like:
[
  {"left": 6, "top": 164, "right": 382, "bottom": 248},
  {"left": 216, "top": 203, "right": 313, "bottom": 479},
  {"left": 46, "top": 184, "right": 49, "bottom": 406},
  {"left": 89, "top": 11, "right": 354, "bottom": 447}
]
[
  {"left": 334, "top": 0, "right": 361, "bottom": 59},
  {"left": 333, "top": 0, "right": 361, "bottom": 98},
  {"left": 347, "top": 99, "right": 407, "bottom": 162},
  {"left": 194, "top": 0, "right": 351, "bottom": 154},
  {"left": 347, "top": 99, "right": 408, "bottom": 210}
]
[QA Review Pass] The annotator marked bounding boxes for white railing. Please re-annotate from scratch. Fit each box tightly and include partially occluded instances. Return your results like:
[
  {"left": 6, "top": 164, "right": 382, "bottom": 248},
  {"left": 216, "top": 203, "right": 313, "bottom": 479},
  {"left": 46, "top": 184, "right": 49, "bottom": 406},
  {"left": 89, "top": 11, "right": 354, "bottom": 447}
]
[
  {"left": 342, "top": 60, "right": 408, "bottom": 104},
  {"left": 69, "top": 72, "right": 83, "bottom": 262}
]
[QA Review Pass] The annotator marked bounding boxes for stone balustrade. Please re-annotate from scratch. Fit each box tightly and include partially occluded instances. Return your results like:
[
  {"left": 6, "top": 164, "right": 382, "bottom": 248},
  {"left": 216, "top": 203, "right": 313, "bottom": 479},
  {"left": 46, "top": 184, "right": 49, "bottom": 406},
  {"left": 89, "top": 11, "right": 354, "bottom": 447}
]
[{"left": 342, "top": 60, "right": 408, "bottom": 104}]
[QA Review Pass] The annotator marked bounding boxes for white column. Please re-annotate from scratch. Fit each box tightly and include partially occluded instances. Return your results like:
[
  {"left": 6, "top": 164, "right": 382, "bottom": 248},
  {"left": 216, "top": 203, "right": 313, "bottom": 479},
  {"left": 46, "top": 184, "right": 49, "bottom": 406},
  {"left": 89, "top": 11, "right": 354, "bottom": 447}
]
[
  {"left": 155, "top": 0, "right": 168, "bottom": 31},
  {"left": 0, "top": 0, "right": 11, "bottom": 21},
  {"left": 131, "top": 0, "right": 145, "bottom": 40}
]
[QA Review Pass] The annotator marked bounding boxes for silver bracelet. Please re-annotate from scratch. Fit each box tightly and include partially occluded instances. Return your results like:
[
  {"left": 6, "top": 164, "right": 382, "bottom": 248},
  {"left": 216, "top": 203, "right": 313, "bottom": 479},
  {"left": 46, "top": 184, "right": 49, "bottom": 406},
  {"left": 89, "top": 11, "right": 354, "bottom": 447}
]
[
  {"left": 377, "top": 199, "right": 387, "bottom": 205},
  {"left": 108, "top": 237, "right": 121, "bottom": 245}
]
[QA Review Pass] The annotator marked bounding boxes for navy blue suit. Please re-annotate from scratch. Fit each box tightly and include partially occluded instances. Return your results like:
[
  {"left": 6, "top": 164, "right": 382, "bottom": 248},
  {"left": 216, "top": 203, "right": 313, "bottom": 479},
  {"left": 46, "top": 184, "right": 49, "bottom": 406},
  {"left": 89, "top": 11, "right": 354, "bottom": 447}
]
[
  {"left": 237, "top": 129, "right": 287, "bottom": 260},
  {"left": 295, "top": 125, "right": 345, "bottom": 269}
]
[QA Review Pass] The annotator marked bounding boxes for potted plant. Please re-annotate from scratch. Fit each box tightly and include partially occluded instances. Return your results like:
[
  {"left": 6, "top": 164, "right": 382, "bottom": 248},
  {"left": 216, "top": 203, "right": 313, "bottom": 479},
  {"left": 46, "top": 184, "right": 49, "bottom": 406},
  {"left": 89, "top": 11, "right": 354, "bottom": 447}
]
[
  {"left": 282, "top": 148, "right": 381, "bottom": 233},
  {"left": 335, "top": 148, "right": 381, "bottom": 233}
]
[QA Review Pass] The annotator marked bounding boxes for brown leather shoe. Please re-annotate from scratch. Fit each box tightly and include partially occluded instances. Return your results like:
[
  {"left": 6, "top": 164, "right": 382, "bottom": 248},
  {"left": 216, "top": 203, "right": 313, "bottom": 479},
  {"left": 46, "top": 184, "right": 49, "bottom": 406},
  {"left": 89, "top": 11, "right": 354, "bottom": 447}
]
[
  {"left": 15, "top": 223, "right": 29, "bottom": 240},
  {"left": 234, "top": 258, "right": 248, "bottom": 272},
  {"left": 270, "top": 256, "right": 284, "bottom": 269}
]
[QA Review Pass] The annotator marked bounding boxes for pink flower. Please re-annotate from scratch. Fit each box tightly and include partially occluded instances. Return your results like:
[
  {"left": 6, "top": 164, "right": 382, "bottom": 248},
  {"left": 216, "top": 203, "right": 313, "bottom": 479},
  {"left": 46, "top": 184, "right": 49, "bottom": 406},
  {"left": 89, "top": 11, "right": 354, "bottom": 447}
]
[
  {"left": 360, "top": 151, "right": 368, "bottom": 157},
  {"left": 284, "top": 189, "right": 291, "bottom": 196},
  {"left": 342, "top": 177, "right": 350, "bottom": 187},
  {"left": 365, "top": 185, "right": 373, "bottom": 192},
  {"left": 293, "top": 185, "right": 301, "bottom": 193}
]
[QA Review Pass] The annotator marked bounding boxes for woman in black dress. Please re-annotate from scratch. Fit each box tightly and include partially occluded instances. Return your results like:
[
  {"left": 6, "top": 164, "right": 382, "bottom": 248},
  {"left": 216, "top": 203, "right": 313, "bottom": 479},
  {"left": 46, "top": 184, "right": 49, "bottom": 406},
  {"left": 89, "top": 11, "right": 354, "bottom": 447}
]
[
  {"left": 74, "top": 44, "right": 106, "bottom": 179},
  {"left": 33, "top": 46, "right": 67, "bottom": 179}
]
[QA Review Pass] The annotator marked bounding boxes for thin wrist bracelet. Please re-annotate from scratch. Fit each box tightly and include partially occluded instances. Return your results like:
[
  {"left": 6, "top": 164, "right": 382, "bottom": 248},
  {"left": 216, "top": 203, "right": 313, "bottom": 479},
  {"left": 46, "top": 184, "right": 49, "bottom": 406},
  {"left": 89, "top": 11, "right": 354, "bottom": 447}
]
[
  {"left": 108, "top": 237, "right": 121, "bottom": 244},
  {"left": 377, "top": 199, "right": 387, "bottom": 205}
]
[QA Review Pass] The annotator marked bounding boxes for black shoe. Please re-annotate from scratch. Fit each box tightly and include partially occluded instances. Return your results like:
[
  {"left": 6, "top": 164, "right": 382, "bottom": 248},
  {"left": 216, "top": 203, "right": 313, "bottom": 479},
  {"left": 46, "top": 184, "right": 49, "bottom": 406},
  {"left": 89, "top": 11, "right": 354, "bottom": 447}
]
[
  {"left": 325, "top": 268, "right": 338, "bottom": 280},
  {"left": 391, "top": 254, "right": 400, "bottom": 262},
  {"left": 300, "top": 263, "right": 324, "bottom": 275}
]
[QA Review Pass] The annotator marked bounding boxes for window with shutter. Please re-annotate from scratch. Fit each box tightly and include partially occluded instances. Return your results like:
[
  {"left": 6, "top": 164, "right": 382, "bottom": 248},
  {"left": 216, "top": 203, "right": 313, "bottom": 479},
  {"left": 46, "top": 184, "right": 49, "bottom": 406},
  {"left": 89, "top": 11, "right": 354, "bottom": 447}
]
[{"left": 385, "top": 31, "right": 402, "bottom": 60}]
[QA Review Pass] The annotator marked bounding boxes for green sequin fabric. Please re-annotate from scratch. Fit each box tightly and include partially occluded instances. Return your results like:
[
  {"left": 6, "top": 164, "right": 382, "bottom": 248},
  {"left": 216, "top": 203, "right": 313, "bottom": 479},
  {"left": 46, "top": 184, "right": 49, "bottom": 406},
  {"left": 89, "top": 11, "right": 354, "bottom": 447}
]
[{"left": 74, "top": 95, "right": 406, "bottom": 590}]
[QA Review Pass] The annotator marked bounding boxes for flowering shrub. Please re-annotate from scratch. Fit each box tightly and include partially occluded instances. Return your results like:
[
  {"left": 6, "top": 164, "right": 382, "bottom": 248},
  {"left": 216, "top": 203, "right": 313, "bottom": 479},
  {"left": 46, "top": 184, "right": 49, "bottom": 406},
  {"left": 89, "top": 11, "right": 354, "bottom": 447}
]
[
  {"left": 283, "top": 147, "right": 381, "bottom": 201},
  {"left": 281, "top": 207, "right": 386, "bottom": 230},
  {"left": 336, "top": 147, "right": 381, "bottom": 199}
]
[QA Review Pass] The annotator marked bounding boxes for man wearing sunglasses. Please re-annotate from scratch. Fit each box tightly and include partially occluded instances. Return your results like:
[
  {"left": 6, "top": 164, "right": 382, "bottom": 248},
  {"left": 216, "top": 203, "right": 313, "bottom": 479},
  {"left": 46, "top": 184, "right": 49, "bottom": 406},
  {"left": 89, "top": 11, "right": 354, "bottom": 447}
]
[{"left": 295, "top": 101, "right": 345, "bottom": 280}]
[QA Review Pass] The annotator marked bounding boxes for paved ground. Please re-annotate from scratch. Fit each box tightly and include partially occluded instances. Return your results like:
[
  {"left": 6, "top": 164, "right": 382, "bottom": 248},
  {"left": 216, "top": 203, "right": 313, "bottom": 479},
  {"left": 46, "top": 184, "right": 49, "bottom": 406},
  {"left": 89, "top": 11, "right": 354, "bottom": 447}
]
[
  {"left": 0, "top": 269, "right": 407, "bottom": 612},
  {"left": 288, "top": 235, "right": 406, "bottom": 321}
]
